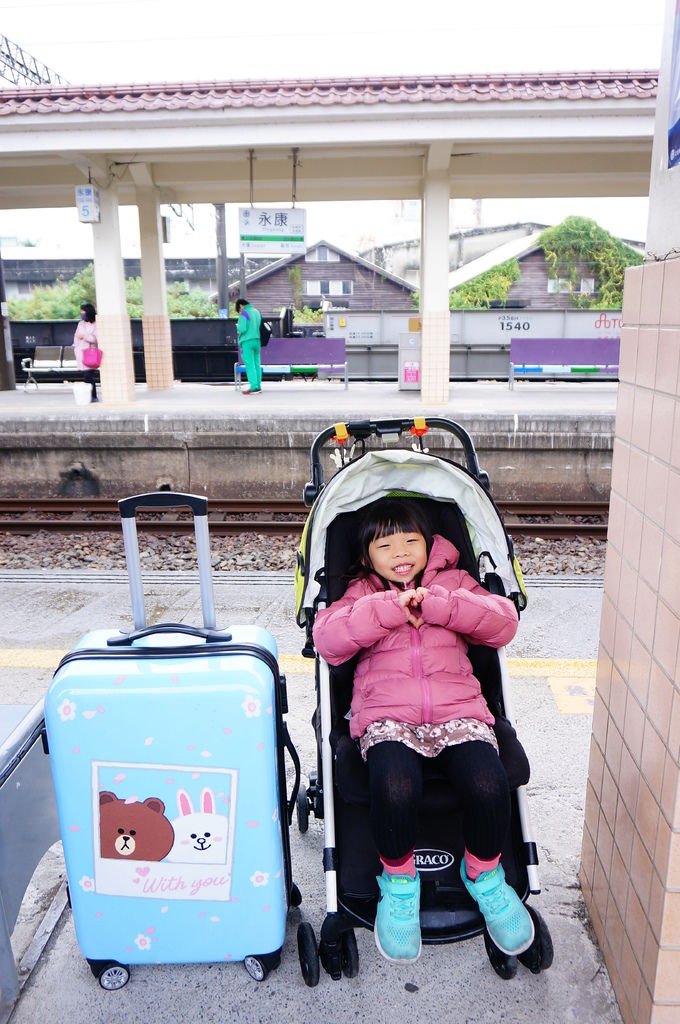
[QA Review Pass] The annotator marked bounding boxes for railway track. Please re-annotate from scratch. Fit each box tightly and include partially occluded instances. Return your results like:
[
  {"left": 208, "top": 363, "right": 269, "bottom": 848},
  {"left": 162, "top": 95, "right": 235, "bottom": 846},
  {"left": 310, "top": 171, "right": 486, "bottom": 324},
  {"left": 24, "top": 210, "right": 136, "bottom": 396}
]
[{"left": 0, "top": 498, "right": 608, "bottom": 539}]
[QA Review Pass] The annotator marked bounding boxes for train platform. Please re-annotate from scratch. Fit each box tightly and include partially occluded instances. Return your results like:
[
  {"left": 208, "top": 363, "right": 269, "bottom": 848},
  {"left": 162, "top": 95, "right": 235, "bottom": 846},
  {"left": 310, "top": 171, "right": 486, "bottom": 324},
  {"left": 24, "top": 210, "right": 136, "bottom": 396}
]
[
  {"left": 0, "top": 378, "right": 619, "bottom": 504},
  {"left": 0, "top": 569, "right": 621, "bottom": 1024},
  {"left": 0, "top": 377, "right": 619, "bottom": 427}
]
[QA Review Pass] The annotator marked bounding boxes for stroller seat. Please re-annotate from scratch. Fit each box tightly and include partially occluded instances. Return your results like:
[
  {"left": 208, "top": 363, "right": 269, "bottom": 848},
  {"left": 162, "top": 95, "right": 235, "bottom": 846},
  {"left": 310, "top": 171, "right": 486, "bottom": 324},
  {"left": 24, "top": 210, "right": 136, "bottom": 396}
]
[
  {"left": 332, "top": 714, "right": 530, "bottom": 810},
  {"left": 318, "top": 496, "right": 532, "bottom": 918},
  {"left": 295, "top": 422, "right": 553, "bottom": 985}
]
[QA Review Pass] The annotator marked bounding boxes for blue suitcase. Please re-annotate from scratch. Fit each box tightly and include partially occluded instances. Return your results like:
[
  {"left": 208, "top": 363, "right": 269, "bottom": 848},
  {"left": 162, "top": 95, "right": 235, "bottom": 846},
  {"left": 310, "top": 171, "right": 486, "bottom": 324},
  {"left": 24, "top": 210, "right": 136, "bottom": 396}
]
[{"left": 45, "top": 492, "right": 301, "bottom": 989}]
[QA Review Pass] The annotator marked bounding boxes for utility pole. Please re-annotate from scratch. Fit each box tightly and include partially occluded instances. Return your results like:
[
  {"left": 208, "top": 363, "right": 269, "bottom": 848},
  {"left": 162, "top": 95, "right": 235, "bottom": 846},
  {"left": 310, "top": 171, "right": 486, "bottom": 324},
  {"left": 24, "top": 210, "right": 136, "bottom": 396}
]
[
  {"left": 0, "top": 255, "right": 16, "bottom": 391},
  {"left": 239, "top": 254, "right": 247, "bottom": 301},
  {"left": 214, "top": 204, "right": 229, "bottom": 316}
]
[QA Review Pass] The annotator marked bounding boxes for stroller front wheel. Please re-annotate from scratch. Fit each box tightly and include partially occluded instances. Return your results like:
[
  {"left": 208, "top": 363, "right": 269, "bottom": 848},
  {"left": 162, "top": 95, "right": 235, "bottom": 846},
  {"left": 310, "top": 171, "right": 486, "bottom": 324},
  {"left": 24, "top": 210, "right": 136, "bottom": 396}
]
[
  {"left": 341, "top": 929, "right": 359, "bottom": 978},
  {"left": 518, "top": 906, "right": 554, "bottom": 974},
  {"left": 296, "top": 784, "right": 310, "bottom": 833},
  {"left": 483, "top": 930, "right": 518, "bottom": 980},
  {"left": 289, "top": 881, "right": 303, "bottom": 907},
  {"left": 297, "top": 921, "right": 320, "bottom": 987}
]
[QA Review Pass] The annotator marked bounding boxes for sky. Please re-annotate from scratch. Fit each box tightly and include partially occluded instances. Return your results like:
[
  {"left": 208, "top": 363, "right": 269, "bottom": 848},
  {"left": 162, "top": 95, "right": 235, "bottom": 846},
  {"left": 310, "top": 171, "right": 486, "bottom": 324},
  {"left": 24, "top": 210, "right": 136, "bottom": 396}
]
[
  {"left": 0, "top": 0, "right": 669, "bottom": 255},
  {"left": 0, "top": 0, "right": 666, "bottom": 84}
]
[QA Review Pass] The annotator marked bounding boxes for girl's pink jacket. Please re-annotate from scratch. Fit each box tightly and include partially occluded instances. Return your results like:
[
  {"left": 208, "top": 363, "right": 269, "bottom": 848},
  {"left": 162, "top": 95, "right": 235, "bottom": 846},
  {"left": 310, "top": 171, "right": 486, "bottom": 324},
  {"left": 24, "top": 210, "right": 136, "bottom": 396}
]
[{"left": 312, "top": 534, "right": 519, "bottom": 740}]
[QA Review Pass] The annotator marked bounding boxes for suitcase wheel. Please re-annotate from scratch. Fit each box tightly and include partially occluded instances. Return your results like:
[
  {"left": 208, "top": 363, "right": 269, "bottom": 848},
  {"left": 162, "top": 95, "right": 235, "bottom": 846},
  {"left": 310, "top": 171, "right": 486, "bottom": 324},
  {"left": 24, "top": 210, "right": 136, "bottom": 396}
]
[
  {"left": 243, "top": 949, "right": 281, "bottom": 982},
  {"left": 242, "top": 954, "right": 271, "bottom": 982},
  {"left": 90, "top": 960, "right": 131, "bottom": 990}
]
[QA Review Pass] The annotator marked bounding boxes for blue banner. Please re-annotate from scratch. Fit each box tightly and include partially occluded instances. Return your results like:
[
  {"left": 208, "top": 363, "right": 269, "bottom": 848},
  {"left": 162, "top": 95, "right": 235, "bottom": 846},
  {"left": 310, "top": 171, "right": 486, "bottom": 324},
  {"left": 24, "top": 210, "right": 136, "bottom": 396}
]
[{"left": 669, "top": 0, "right": 680, "bottom": 167}]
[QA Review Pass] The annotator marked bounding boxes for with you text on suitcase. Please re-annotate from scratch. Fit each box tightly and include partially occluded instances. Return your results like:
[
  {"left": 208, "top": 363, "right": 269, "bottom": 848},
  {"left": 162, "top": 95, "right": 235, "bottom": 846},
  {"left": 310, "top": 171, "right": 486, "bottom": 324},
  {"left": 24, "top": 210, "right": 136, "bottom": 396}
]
[{"left": 45, "top": 492, "right": 301, "bottom": 989}]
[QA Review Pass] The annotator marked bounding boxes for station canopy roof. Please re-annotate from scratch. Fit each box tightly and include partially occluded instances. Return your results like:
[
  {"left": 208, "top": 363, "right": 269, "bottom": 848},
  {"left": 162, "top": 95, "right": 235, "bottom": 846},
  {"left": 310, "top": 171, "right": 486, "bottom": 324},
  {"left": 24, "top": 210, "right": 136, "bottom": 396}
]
[{"left": 0, "top": 70, "right": 658, "bottom": 210}]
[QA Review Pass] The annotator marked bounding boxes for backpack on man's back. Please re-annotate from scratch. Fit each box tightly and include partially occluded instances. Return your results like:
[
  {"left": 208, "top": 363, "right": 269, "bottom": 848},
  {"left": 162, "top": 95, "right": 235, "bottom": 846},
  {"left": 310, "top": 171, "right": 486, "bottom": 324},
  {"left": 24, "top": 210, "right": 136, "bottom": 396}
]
[{"left": 259, "top": 319, "right": 272, "bottom": 346}]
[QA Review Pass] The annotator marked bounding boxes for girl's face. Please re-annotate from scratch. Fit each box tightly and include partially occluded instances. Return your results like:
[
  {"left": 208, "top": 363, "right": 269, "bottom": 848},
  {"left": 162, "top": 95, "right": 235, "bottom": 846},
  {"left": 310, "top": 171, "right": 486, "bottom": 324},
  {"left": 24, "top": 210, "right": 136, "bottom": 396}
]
[{"left": 367, "top": 529, "right": 428, "bottom": 587}]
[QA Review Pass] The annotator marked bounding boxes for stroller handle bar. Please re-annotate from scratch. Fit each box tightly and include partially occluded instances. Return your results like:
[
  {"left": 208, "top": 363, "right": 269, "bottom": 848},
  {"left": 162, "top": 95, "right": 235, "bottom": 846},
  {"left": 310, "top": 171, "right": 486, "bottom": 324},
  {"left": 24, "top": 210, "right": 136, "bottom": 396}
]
[{"left": 305, "top": 417, "right": 487, "bottom": 506}]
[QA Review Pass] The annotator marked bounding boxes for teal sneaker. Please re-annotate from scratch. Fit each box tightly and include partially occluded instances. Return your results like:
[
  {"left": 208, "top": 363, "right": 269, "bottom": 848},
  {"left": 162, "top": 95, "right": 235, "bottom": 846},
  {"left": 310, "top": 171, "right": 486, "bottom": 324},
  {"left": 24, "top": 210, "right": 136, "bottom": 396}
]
[
  {"left": 374, "top": 871, "right": 422, "bottom": 964},
  {"left": 461, "top": 861, "right": 535, "bottom": 956}
]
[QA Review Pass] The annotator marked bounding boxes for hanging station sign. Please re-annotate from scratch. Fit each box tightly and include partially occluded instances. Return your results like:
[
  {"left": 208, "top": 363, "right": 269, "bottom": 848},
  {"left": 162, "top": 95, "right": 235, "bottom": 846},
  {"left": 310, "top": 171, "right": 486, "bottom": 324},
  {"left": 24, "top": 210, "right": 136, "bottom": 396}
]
[
  {"left": 75, "top": 185, "right": 100, "bottom": 223},
  {"left": 238, "top": 207, "right": 306, "bottom": 254}
]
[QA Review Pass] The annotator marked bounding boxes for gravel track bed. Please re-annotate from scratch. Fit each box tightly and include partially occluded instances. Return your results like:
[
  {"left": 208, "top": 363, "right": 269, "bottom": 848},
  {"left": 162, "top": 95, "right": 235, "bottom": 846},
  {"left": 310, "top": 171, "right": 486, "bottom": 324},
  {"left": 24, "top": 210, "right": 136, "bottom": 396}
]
[{"left": 0, "top": 530, "right": 606, "bottom": 576}]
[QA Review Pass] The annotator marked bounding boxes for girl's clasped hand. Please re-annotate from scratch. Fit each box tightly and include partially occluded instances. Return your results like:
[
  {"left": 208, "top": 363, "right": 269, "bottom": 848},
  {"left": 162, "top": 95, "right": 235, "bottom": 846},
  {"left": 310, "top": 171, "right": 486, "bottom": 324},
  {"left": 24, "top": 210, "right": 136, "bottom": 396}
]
[{"left": 396, "top": 586, "right": 427, "bottom": 628}]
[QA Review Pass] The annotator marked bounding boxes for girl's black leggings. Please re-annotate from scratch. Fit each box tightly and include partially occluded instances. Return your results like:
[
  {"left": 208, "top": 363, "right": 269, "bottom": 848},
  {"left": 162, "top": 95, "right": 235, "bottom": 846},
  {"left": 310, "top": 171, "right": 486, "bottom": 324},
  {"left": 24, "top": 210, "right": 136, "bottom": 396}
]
[{"left": 365, "top": 739, "right": 510, "bottom": 861}]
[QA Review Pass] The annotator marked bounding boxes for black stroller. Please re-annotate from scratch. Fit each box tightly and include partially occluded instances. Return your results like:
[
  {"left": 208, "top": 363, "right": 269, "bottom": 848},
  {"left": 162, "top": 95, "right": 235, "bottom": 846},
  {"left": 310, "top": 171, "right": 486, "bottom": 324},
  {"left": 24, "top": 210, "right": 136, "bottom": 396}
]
[{"left": 294, "top": 417, "right": 554, "bottom": 985}]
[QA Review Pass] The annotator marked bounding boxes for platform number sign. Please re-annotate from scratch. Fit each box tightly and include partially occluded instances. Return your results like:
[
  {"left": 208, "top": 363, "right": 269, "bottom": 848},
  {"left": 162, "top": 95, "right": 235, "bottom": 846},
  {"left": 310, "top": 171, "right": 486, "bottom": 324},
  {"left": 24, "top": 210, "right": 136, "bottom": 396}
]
[{"left": 75, "top": 185, "right": 100, "bottom": 224}]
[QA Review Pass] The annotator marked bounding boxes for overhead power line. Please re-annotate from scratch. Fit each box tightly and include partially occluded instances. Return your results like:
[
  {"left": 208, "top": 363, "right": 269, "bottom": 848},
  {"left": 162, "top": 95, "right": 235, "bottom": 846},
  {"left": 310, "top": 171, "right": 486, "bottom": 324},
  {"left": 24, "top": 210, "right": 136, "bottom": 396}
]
[{"left": 0, "top": 32, "right": 68, "bottom": 86}]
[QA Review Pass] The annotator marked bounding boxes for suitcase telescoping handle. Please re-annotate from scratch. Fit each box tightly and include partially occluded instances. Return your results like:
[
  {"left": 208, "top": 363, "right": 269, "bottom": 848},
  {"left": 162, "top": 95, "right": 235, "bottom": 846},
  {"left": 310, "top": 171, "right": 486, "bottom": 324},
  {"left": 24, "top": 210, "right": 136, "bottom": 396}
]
[
  {"left": 107, "top": 623, "right": 230, "bottom": 647},
  {"left": 118, "top": 492, "right": 216, "bottom": 632}
]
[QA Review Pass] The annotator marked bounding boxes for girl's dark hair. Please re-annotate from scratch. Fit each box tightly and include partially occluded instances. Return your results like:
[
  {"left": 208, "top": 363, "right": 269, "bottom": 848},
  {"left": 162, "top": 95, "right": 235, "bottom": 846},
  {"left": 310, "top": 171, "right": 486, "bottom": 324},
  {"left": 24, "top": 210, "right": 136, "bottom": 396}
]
[
  {"left": 352, "top": 497, "right": 433, "bottom": 584},
  {"left": 80, "top": 302, "right": 96, "bottom": 323}
]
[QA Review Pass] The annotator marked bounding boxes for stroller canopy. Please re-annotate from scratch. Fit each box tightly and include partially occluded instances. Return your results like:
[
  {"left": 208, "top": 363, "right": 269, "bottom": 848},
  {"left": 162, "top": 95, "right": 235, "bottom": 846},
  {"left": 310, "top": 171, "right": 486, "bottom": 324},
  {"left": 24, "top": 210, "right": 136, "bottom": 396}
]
[{"left": 296, "top": 448, "right": 525, "bottom": 624}]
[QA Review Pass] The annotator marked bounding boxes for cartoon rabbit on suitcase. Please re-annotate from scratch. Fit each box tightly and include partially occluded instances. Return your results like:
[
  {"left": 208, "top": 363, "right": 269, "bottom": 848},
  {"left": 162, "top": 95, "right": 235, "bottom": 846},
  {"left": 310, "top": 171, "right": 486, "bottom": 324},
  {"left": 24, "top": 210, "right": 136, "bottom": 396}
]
[{"left": 165, "top": 787, "right": 230, "bottom": 865}]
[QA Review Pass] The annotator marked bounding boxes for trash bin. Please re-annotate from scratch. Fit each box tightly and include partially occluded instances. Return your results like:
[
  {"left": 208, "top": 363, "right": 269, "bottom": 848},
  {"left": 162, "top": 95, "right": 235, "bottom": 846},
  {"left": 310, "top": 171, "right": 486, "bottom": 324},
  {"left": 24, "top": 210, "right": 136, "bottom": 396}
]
[
  {"left": 72, "top": 381, "right": 91, "bottom": 405},
  {"left": 398, "top": 333, "right": 421, "bottom": 391}
]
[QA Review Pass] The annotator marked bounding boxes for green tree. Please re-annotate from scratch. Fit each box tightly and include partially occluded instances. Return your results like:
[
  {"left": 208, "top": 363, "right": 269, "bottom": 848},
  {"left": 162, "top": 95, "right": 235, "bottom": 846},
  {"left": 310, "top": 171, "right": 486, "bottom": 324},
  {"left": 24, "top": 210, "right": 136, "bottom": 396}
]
[
  {"left": 287, "top": 265, "right": 302, "bottom": 310},
  {"left": 443, "top": 217, "right": 643, "bottom": 311},
  {"left": 413, "top": 263, "right": 519, "bottom": 310},
  {"left": 8, "top": 263, "right": 220, "bottom": 320},
  {"left": 295, "top": 305, "right": 323, "bottom": 323},
  {"left": 537, "top": 216, "right": 643, "bottom": 309},
  {"left": 165, "top": 282, "right": 218, "bottom": 318},
  {"left": 8, "top": 263, "right": 96, "bottom": 320},
  {"left": 447, "top": 258, "right": 521, "bottom": 309},
  {"left": 125, "top": 277, "right": 219, "bottom": 318}
]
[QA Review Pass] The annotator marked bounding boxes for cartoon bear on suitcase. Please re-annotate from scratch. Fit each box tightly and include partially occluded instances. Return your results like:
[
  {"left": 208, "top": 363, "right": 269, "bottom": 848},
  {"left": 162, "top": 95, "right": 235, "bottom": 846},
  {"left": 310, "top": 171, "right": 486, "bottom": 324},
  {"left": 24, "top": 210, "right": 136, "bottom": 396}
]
[{"left": 98, "top": 791, "right": 175, "bottom": 861}]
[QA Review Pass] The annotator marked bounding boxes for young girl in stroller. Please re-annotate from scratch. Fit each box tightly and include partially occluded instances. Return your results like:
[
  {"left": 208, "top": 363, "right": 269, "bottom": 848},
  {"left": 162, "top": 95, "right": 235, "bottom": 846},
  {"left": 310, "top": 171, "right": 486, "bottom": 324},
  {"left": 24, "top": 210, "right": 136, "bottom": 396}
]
[{"left": 312, "top": 496, "right": 535, "bottom": 966}]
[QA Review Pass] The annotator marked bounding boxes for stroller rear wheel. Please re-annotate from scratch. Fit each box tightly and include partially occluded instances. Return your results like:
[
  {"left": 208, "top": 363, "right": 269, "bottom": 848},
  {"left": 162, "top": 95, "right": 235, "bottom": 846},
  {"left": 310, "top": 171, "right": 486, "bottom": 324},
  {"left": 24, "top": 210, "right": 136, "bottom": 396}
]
[{"left": 297, "top": 921, "right": 320, "bottom": 987}]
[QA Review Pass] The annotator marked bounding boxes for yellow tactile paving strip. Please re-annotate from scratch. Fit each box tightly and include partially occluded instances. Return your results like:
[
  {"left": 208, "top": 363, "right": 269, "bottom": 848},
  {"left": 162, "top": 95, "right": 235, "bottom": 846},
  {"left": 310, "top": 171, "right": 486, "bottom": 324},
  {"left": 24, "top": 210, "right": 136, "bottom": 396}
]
[
  {"left": 508, "top": 658, "right": 597, "bottom": 714},
  {"left": 0, "top": 649, "right": 68, "bottom": 669},
  {"left": 0, "top": 651, "right": 597, "bottom": 714}
]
